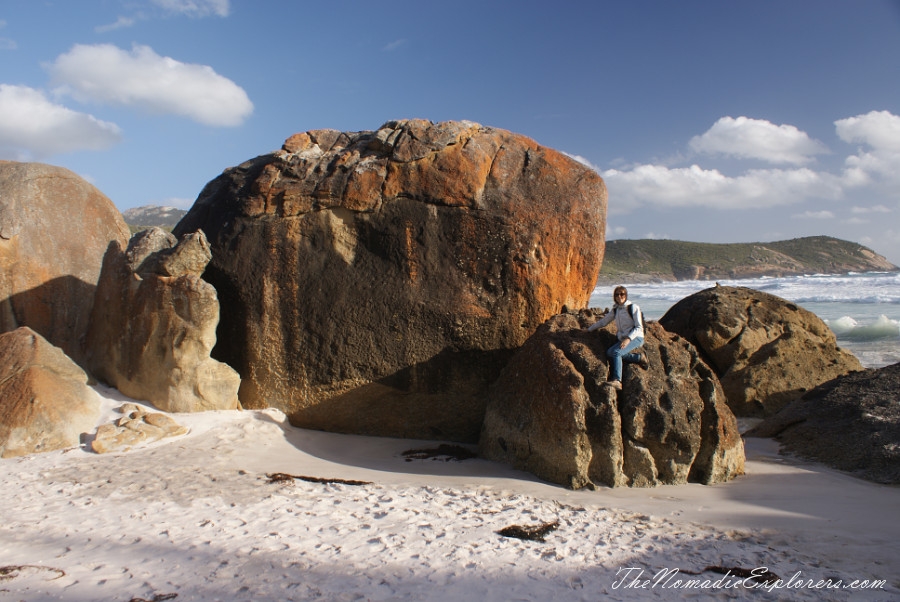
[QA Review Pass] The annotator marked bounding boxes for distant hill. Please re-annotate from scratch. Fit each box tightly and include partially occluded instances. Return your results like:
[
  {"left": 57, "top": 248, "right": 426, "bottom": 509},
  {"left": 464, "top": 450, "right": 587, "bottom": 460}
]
[
  {"left": 122, "top": 205, "right": 188, "bottom": 234},
  {"left": 598, "top": 236, "right": 899, "bottom": 283}
]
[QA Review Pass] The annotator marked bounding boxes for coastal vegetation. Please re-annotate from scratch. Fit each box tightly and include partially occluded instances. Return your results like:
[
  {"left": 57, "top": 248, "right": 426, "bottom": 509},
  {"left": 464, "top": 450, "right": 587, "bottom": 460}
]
[
  {"left": 598, "top": 236, "right": 898, "bottom": 282},
  {"left": 123, "top": 205, "right": 187, "bottom": 235}
]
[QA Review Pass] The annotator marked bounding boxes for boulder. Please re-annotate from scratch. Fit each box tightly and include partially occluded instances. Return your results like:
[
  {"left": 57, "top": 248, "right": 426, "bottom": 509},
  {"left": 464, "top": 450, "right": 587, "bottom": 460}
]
[
  {"left": 0, "top": 327, "right": 101, "bottom": 458},
  {"left": 659, "top": 285, "right": 863, "bottom": 416},
  {"left": 747, "top": 362, "right": 900, "bottom": 484},
  {"left": 0, "top": 161, "right": 131, "bottom": 367},
  {"left": 85, "top": 228, "right": 241, "bottom": 413},
  {"left": 173, "top": 119, "right": 607, "bottom": 442},
  {"left": 91, "top": 403, "right": 189, "bottom": 454},
  {"left": 479, "top": 313, "right": 745, "bottom": 488}
]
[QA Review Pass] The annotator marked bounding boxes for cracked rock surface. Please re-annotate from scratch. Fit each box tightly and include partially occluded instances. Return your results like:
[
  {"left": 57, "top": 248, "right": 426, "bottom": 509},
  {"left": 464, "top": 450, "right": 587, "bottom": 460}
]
[
  {"left": 479, "top": 311, "right": 745, "bottom": 488},
  {"left": 660, "top": 285, "right": 863, "bottom": 417}
]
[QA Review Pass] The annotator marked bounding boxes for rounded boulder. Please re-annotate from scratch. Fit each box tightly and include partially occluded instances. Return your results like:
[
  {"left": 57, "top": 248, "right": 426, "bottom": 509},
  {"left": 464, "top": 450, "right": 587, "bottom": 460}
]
[{"left": 174, "top": 120, "right": 607, "bottom": 441}]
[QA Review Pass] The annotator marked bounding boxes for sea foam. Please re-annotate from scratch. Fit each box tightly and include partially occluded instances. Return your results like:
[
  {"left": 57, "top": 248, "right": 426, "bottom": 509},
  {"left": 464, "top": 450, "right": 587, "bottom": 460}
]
[{"left": 827, "top": 315, "right": 900, "bottom": 341}]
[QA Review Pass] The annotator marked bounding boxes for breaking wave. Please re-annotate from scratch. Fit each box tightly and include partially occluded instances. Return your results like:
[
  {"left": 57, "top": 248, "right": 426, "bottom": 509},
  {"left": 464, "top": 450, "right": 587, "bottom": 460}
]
[
  {"left": 827, "top": 315, "right": 900, "bottom": 341},
  {"left": 597, "top": 272, "right": 900, "bottom": 306}
]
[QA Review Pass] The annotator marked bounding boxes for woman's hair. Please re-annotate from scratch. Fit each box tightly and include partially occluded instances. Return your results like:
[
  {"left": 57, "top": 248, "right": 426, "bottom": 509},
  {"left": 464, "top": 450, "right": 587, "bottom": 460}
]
[{"left": 613, "top": 285, "right": 628, "bottom": 300}]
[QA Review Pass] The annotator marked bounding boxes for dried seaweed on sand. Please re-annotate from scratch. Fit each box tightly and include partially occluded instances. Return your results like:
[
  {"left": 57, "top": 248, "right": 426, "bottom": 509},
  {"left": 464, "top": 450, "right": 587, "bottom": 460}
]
[
  {"left": 497, "top": 521, "right": 560, "bottom": 542},
  {"left": 0, "top": 565, "right": 65, "bottom": 582},
  {"left": 128, "top": 593, "right": 178, "bottom": 602},
  {"left": 265, "top": 473, "right": 372, "bottom": 486}
]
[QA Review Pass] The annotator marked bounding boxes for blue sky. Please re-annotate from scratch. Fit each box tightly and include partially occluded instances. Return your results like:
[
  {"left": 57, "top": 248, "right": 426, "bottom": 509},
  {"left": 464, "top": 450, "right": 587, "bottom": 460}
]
[{"left": 2, "top": 0, "right": 900, "bottom": 263}]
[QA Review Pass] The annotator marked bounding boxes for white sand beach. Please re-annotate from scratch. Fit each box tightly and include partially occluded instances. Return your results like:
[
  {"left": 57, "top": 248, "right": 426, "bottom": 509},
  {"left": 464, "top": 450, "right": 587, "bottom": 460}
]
[{"left": 1, "top": 385, "right": 898, "bottom": 601}]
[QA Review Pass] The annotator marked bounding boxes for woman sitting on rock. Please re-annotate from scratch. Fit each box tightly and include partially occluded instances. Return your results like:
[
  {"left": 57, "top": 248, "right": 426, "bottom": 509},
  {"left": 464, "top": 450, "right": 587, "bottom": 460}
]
[{"left": 586, "top": 285, "right": 647, "bottom": 389}]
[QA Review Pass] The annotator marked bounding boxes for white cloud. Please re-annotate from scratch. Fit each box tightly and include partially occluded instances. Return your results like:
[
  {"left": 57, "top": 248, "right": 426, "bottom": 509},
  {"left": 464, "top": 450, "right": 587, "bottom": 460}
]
[
  {"left": 95, "top": 0, "right": 229, "bottom": 31},
  {"left": 160, "top": 196, "right": 195, "bottom": 209},
  {"left": 593, "top": 111, "right": 899, "bottom": 264},
  {"left": 792, "top": 210, "right": 834, "bottom": 220},
  {"left": 842, "top": 150, "right": 900, "bottom": 186},
  {"left": 852, "top": 204, "right": 892, "bottom": 214},
  {"left": 835, "top": 110, "right": 900, "bottom": 152},
  {"left": 151, "top": 0, "right": 230, "bottom": 17},
  {"left": 0, "top": 85, "right": 122, "bottom": 159},
  {"left": 0, "top": 19, "right": 14, "bottom": 50},
  {"left": 835, "top": 110, "right": 900, "bottom": 189},
  {"left": 563, "top": 152, "right": 599, "bottom": 171},
  {"left": 689, "top": 116, "right": 829, "bottom": 165},
  {"left": 49, "top": 44, "right": 253, "bottom": 127},
  {"left": 95, "top": 16, "right": 137, "bottom": 33},
  {"left": 602, "top": 163, "right": 842, "bottom": 213},
  {"left": 383, "top": 39, "right": 407, "bottom": 52}
]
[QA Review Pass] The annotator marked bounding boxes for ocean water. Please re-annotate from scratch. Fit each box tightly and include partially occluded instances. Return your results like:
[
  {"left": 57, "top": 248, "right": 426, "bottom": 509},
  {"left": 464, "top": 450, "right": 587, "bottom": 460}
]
[{"left": 590, "top": 272, "right": 900, "bottom": 369}]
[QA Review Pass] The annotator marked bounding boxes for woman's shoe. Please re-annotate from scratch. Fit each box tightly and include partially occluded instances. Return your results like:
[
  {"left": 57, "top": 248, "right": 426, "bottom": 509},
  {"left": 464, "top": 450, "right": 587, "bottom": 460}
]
[{"left": 637, "top": 352, "right": 649, "bottom": 369}]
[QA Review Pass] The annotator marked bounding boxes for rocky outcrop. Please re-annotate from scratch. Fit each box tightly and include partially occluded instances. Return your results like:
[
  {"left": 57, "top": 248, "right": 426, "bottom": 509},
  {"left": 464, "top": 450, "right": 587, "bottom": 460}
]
[
  {"left": 659, "top": 285, "right": 863, "bottom": 417},
  {"left": 174, "top": 119, "right": 607, "bottom": 442},
  {"left": 0, "top": 161, "right": 131, "bottom": 367},
  {"left": 0, "top": 327, "right": 101, "bottom": 458},
  {"left": 479, "top": 314, "right": 744, "bottom": 488},
  {"left": 747, "top": 362, "right": 900, "bottom": 484},
  {"left": 85, "top": 228, "right": 241, "bottom": 413},
  {"left": 91, "top": 403, "right": 189, "bottom": 454}
]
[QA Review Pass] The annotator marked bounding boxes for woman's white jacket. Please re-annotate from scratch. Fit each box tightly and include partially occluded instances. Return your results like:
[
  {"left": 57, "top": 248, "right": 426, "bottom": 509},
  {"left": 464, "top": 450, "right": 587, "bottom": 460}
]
[{"left": 587, "top": 302, "right": 644, "bottom": 341}]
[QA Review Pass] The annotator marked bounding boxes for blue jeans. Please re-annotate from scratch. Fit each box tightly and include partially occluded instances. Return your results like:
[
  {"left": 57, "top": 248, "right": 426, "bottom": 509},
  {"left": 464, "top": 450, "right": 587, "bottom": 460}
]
[{"left": 606, "top": 337, "right": 644, "bottom": 382}]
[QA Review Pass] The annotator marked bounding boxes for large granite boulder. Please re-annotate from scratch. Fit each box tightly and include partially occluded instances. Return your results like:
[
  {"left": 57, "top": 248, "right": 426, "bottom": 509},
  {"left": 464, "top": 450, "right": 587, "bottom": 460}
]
[
  {"left": 479, "top": 313, "right": 745, "bottom": 488},
  {"left": 174, "top": 119, "right": 607, "bottom": 442},
  {"left": 85, "top": 228, "right": 241, "bottom": 413},
  {"left": 660, "top": 285, "right": 863, "bottom": 416},
  {"left": 0, "top": 327, "right": 101, "bottom": 458},
  {"left": 0, "top": 161, "right": 131, "bottom": 367},
  {"left": 747, "top": 362, "right": 900, "bottom": 484}
]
